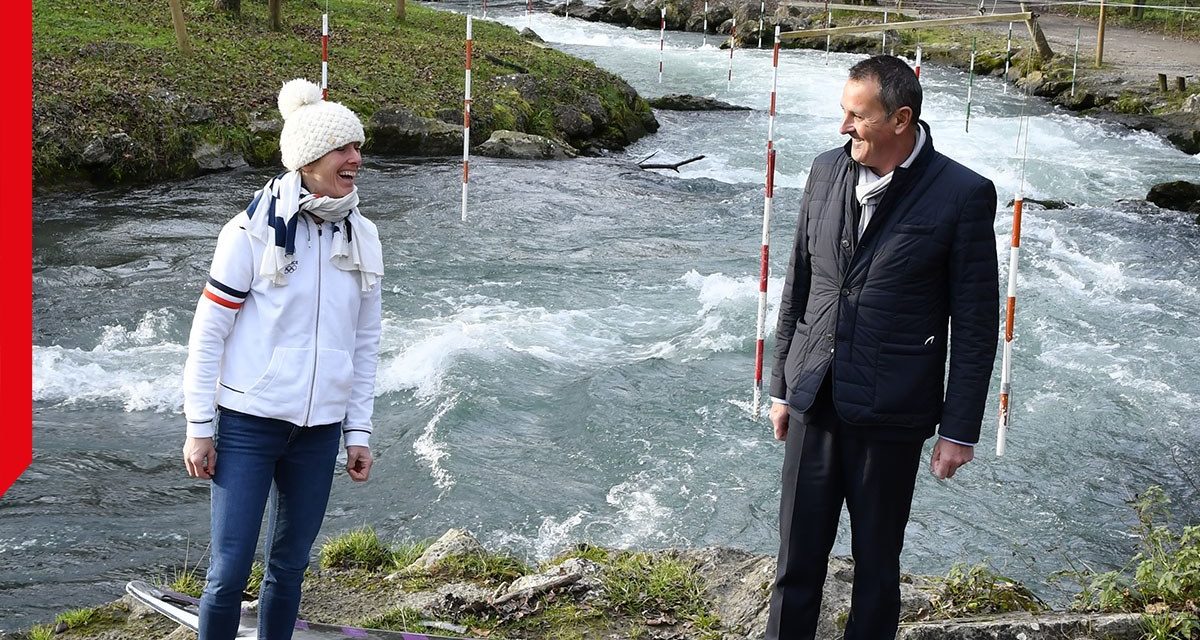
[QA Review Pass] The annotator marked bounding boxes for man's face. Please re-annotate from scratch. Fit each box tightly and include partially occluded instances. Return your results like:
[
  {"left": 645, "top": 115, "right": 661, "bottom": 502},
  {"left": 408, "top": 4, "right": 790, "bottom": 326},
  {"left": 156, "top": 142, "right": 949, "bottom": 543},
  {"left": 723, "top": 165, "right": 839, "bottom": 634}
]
[{"left": 839, "top": 77, "right": 901, "bottom": 171}]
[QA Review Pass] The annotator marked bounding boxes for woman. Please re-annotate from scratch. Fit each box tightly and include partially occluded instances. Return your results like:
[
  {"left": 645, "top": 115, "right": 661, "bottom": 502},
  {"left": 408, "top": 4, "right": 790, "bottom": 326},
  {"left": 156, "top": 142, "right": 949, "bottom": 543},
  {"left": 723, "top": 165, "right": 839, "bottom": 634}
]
[{"left": 181, "top": 78, "right": 384, "bottom": 640}]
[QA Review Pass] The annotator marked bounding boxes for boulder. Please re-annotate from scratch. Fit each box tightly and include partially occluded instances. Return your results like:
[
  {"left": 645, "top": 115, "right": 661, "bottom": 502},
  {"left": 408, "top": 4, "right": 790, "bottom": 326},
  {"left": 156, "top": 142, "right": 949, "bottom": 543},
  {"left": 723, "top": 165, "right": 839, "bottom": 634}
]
[
  {"left": 403, "top": 582, "right": 493, "bottom": 616},
  {"left": 192, "top": 142, "right": 247, "bottom": 171},
  {"left": 403, "top": 529, "right": 486, "bottom": 572},
  {"left": 488, "top": 73, "right": 541, "bottom": 105},
  {"left": 519, "top": 27, "right": 545, "bottom": 42},
  {"left": 475, "top": 130, "right": 578, "bottom": 160},
  {"left": 1183, "top": 92, "right": 1200, "bottom": 114},
  {"left": 553, "top": 104, "right": 594, "bottom": 141},
  {"left": 367, "top": 106, "right": 462, "bottom": 156},
  {"left": 1146, "top": 180, "right": 1200, "bottom": 213},
  {"left": 648, "top": 93, "right": 751, "bottom": 111},
  {"left": 80, "top": 132, "right": 134, "bottom": 166}
]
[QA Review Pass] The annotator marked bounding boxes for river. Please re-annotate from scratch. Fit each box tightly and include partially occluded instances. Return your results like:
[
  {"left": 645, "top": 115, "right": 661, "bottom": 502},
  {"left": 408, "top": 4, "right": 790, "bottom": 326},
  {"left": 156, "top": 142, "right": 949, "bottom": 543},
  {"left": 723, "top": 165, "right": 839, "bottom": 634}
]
[{"left": 10, "top": 3, "right": 1200, "bottom": 629}]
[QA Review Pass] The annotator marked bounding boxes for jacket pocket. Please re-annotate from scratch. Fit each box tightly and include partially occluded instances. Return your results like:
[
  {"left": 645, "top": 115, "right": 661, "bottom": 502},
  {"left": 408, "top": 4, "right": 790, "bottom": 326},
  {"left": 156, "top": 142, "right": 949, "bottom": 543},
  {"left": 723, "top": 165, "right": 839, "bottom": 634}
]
[
  {"left": 318, "top": 348, "right": 356, "bottom": 413},
  {"left": 873, "top": 341, "right": 943, "bottom": 414},
  {"left": 244, "top": 347, "right": 310, "bottom": 407}
]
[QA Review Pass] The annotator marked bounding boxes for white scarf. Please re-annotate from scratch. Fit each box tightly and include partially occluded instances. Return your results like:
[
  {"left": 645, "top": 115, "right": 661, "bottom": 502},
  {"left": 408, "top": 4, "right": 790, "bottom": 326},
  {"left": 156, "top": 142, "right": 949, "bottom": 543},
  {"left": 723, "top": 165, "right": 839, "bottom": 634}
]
[
  {"left": 854, "top": 124, "right": 927, "bottom": 239},
  {"left": 244, "top": 171, "right": 384, "bottom": 292}
]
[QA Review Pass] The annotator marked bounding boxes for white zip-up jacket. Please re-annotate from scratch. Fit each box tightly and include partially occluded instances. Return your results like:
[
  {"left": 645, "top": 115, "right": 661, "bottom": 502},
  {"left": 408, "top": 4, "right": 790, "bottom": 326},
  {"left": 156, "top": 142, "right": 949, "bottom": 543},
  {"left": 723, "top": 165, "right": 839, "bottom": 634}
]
[{"left": 182, "top": 210, "right": 383, "bottom": 448}]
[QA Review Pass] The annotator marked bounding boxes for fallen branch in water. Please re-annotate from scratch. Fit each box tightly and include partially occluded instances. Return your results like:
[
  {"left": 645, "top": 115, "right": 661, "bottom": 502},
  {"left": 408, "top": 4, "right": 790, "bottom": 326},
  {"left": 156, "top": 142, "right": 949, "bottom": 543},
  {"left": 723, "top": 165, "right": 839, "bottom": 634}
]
[{"left": 638, "top": 154, "right": 705, "bottom": 172}]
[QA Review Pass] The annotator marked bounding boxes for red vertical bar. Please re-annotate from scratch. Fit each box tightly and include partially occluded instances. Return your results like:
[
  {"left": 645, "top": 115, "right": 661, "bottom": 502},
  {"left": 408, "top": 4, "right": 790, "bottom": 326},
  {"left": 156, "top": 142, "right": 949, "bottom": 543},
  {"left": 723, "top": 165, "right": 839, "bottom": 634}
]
[{"left": 1, "top": 0, "right": 33, "bottom": 495}]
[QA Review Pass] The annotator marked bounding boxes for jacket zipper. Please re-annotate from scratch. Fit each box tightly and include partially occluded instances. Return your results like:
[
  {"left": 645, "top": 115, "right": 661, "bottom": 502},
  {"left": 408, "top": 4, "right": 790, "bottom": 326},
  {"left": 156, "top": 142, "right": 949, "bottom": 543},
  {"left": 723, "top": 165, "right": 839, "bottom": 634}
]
[{"left": 304, "top": 219, "right": 323, "bottom": 425}]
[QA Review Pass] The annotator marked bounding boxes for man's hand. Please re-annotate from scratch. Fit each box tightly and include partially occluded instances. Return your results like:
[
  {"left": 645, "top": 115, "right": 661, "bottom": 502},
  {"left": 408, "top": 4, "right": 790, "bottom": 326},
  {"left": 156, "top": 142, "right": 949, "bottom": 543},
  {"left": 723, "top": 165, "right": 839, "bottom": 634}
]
[
  {"left": 770, "top": 402, "right": 789, "bottom": 441},
  {"left": 346, "top": 446, "right": 373, "bottom": 482},
  {"left": 930, "top": 439, "right": 974, "bottom": 480},
  {"left": 183, "top": 437, "right": 216, "bottom": 480}
]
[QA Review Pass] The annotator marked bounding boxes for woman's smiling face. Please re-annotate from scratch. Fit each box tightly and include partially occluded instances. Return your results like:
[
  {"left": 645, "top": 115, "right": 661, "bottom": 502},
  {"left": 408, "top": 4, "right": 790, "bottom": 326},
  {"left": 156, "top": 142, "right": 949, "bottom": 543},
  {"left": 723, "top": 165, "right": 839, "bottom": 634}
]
[{"left": 300, "top": 142, "right": 362, "bottom": 198}]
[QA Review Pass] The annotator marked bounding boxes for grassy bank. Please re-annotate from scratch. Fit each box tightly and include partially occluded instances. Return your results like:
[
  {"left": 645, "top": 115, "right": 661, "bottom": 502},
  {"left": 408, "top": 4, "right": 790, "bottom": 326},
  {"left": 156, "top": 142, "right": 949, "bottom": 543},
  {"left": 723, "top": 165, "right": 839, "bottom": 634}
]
[{"left": 33, "top": 0, "right": 655, "bottom": 186}]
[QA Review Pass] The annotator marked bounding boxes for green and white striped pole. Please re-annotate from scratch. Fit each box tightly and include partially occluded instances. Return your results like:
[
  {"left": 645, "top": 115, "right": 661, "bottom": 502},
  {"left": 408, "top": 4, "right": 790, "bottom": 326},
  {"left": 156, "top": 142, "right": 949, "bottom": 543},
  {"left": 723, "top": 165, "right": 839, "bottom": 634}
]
[{"left": 966, "top": 36, "right": 976, "bottom": 133}]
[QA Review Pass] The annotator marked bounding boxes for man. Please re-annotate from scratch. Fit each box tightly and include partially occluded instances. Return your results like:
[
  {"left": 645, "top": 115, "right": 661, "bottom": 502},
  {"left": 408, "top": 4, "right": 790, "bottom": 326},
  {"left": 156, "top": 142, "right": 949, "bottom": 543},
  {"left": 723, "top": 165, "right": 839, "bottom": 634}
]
[{"left": 766, "top": 55, "right": 999, "bottom": 640}]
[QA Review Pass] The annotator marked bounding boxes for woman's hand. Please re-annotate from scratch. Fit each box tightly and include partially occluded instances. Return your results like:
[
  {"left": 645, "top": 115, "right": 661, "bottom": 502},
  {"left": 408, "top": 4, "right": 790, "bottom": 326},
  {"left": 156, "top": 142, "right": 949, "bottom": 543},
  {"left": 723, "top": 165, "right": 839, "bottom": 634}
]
[
  {"left": 346, "top": 446, "right": 372, "bottom": 482},
  {"left": 183, "top": 437, "right": 216, "bottom": 479}
]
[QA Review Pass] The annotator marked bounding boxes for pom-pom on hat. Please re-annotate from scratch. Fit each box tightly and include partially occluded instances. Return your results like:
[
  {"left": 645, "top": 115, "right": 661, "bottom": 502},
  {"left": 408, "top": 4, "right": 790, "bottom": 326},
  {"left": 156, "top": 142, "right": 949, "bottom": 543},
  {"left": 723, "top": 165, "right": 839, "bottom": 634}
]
[{"left": 277, "top": 78, "right": 365, "bottom": 171}]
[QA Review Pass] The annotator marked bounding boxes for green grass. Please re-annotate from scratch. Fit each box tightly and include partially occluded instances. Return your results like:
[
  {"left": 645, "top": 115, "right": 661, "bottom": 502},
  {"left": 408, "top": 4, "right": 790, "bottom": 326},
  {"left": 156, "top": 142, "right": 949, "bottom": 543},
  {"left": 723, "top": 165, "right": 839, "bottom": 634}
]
[
  {"left": 922, "top": 563, "right": 1044, "bottom": 620},
  {"left": 320, "top": 526, "right": 395, "bottom": 571},
  {"left": 54, "top": 607, "right": 100, "bottom": 629},
  {"left": 27, "top": 625, "right": 55, "bottom": 640},
  {"left": 434, "top": 550, "right": 531, "bottom": 584},
  {"left": 358, "top": 606, "right": 425, "bottom": 631},
  {"left": 34, "top": 0, "right": 654, "bottom": 185},
  {"left": 601, "top": 551, "right": 719, "bottom": 632}
]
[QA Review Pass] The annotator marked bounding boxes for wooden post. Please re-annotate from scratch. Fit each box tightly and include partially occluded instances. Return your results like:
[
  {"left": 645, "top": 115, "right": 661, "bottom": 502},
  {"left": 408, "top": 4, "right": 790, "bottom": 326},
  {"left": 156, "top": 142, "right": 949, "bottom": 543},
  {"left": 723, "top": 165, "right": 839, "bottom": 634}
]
[
  {"left": 268, "top": 0, "right": 282, "bottom": 31},
  {"left": 1158, "top": 73, "right": 1169, "bottom": 92},
  {"left": 167, "top": 0, "right": 193, "bottom": 56},
  {"left": 1020, "top": 3, "right": 1055, "bottom": 60},
  {"left": 1177, "top": 76, "right": 1187, "bottom": 92},
  {"left": 1096, "top": 0, "right": 1107, "bottom": 67},
  {"left": 395, "top": 0, "right": 406, "bottom": 22}
]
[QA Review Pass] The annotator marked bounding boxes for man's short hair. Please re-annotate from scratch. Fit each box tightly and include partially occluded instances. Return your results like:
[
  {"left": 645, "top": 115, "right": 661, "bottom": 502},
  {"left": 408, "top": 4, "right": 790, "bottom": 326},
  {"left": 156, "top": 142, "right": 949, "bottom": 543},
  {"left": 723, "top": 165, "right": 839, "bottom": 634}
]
[{"left": 848, "top": 55, "right": 922, "bottom": 122}]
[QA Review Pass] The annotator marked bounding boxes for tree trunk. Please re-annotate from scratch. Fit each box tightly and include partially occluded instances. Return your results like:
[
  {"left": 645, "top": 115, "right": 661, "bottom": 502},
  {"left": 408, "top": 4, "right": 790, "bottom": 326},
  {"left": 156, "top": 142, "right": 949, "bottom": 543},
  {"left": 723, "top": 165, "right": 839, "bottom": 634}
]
[
  {"left": 269, "top": 0, "right": 282, "bottom": 30},
  {"left": 1130, "top": 0, "right": 1146, "bottom": 20},
  {"left": 395, "top": 0, "right": 406, "bottom": 22},
  {"left": 212, "top": 0, "right": 240, "bottom": 14},
  {"left": 1020, "top": 4, "right": 1055, "bottom": 61}
]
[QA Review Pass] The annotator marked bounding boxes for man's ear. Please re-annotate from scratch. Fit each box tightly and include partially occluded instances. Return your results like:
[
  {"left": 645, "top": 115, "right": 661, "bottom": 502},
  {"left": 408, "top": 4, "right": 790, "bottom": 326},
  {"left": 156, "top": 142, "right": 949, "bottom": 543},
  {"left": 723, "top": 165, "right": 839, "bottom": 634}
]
[{"left": 893, "top": 106, "right": 914, "bottom": 134}]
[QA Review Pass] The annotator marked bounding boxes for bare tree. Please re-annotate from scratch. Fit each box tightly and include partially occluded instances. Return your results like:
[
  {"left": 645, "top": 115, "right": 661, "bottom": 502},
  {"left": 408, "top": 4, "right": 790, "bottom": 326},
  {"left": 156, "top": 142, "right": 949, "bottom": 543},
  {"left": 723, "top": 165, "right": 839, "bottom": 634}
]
[
  {"left": 269, "top": 0, "right": 282, "bottom": 30},
  {"left": 395, "top": 0, "right": 406, "bottom": 22}
]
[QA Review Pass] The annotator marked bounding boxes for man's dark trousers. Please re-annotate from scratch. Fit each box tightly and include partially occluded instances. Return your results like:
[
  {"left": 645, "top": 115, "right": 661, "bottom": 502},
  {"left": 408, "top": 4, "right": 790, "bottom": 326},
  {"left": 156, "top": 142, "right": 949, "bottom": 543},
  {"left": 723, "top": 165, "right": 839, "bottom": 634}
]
[{"left": 766, "top": 377, "right": 924, "bottom": 640}]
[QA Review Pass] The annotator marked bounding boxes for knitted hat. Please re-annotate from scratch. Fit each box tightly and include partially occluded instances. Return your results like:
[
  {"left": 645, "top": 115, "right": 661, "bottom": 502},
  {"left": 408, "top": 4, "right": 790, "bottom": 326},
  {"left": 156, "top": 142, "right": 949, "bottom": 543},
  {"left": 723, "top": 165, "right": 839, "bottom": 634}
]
[{"left": 277, "top": 78, "right": 365, "bottom": 171}]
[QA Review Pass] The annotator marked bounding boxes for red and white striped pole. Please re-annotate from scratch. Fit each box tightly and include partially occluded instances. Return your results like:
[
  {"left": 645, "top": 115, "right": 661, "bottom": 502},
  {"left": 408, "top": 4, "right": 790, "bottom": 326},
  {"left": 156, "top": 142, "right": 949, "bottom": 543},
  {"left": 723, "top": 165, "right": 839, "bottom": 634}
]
[
  {"left": 658, "top": 7, "right": 665, "bottom": 83},
  {"left": 914, "top": 44, "right": 922, "bottom": 78},
  {"left": 321, "top": 13, "right": 330, "bottom": 99},
  {"left": 703, "top": 1, "right": 708, "bottom": 47},
  {"left": 727, "top": 18, "right": 736, "bottom": 90},
  {"left": 752, "top": 26, "right": 782, "bottom": 414},
  {"left": 527, "top": 0, "right": 532, "bottom": 27},
  {"left": 996, "top": 194, "right": 1023, "bottom": 456},
  {"left": 462, "top": 16, "right": 473, "bottom": 222},
  {"left": 483, "top": 0, "right": 488, "bottom": 17},
  {"left": 824, "top": 7, "right": 832, "bottom": 64},
  {"left": 752, "top": 147, "right": 777, "bottom": 415}
]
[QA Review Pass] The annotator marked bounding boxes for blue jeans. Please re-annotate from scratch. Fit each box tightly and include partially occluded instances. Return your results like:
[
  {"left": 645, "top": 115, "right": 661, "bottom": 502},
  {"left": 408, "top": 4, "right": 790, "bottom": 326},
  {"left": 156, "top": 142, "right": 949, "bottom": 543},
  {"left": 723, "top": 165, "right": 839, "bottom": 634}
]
[{"left": 199, "top": 408, "right": 341, "bottom": 640}]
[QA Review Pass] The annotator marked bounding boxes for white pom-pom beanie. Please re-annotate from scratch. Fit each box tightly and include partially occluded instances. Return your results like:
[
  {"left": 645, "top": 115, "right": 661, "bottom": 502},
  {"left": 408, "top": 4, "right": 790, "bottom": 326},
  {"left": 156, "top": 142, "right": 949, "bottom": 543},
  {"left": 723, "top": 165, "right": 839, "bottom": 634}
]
[{"left": 277, "top": 78, "right": 365, "bottom": 171}]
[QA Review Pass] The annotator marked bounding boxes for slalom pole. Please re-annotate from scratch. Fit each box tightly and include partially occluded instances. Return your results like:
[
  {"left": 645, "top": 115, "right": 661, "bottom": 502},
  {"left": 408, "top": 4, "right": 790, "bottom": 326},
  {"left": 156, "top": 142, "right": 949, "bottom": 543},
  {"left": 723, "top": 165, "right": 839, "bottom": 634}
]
[
  {"left": 321, "top": 12, "right": 330, "bottom": 99},
  {"left": 1071, "top": 26, "right": 1080, "bottom": 96},
  {"left": 997, "top": 80, "right": 1033, "bottom": 457},
  {"left": 882, "top": 9, "right": 887, "bottom": 54},
  {"left": 753, "top": 147, "right": 777, "bottom": 415},
  {"left": 752, "top": 26, "right": 783, "bottom": 414},
  {"left": 758, "top": 0, "right": 765, "bottom": 48},
  {"left": 703, "top": 1, "right": 708, "bottom": 47},
  {"left": 1003, "top": 21, "right": 1013, "bottom": 94},
  {"left": 462, "top": 15, "right": 473, "bottom": 222},
  {"left": 727, "top": 18, "right": 737, "bottom": 90},
  {"left": 914, "top": 43, "right": 922, "bottom": 78},
  {"left": 997, "top": 196, "right": 1023, "bottom": 456},
  {"left": 824, "top": 4, "right": 832, "bottom": 63},
  {"left": 483, "top": 0, "right": 488, "bottom": 17},
  {"left": 659, "top": 7, "right": 666, "bottom": 83},
  {"left": 965, "top": 36, "right": 976, "bottom": 133},
  {"left": 526, "top": 0, "right": 532, "bottom": 27}
]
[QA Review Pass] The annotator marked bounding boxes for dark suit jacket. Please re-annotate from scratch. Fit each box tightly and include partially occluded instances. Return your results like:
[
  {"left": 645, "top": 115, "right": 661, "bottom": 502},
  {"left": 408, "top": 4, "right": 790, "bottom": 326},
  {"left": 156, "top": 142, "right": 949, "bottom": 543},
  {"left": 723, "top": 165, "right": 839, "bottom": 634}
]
[{"left": 769, "top": 121, "right": 1000, "bottom": 443}]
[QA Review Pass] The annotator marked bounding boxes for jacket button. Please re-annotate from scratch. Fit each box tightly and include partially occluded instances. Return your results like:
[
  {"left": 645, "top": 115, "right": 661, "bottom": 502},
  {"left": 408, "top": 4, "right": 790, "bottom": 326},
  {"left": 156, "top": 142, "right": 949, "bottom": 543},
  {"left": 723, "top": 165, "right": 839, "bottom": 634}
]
[
  {"left": 841, "top": 288, "right": 851, "bottom": 296},
  {"left": 841, "top": 239, "right": 851, "bottom": 249},
  {"left": 829, "top": 347, "right": 835, "bottom": 353},
  {"left": 825, "top": 333, "right": 834, "bottom": 342}
]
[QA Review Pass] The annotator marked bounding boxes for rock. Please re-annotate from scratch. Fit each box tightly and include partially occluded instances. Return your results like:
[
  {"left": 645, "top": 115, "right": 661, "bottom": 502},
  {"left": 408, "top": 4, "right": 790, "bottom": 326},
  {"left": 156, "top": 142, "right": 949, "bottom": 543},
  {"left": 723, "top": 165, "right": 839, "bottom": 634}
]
[
  {"left": 192, "top": 142, "right": 247, "bottom": 171},
  {"left": 489, "top": 73, "right": 541, "bottom": 105},
  {"left": 1146, "top": 180, "right": 1200, "bottom": 213},
  {"left": 80, "top": 132, "right": 134, "bottom": 166},
  {"left": 403, "top": 582, "right": 493, "bottom": 616},
  {"left": 405, "top": 529, "right": 486, "bottom": 571},
  {"left": 519, "top": 27, "right": 545, "bottom": 42},
  {"left": 367, "top": 106, "right": 462, "bottom": 157},
  {"left": 493, "top": 558, "right": 592, "bottom": 605},
  {"left": 249, "top": 118, "right": 282, "bottom": 135},
  {"left": 475, "top": 130, "right": 578, "bottom": 160},
  {"left": 898, "top": 612, "right": 1143, "bottom": 639},
  {"left": 553, "top": 104, "right": 594, "bottom": 141},
  {"left": 578, "top": 93, "right": 609, "bottom": 129},
  {"left": 182, "top": 103, "right": 215, "bottom": 124},
  {"left": 1183, "top": 92, "right": 1200, "bottom": 114},
  {"left": 1107, "top": 112, "right": 1200, "bottom": 155},
  {"left": 648, "top": 93, "right": 751, "bottom": 111}
]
